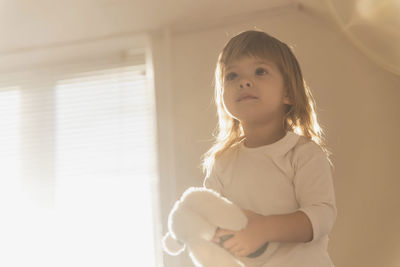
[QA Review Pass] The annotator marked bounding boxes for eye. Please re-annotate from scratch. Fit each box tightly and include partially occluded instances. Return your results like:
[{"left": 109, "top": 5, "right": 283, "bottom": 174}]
[
  {"left": 255, "top": 67, "right": 268, "bottom": 76},
  {"left": 225, "top": 72, "right": 237, "bottom": 81}
]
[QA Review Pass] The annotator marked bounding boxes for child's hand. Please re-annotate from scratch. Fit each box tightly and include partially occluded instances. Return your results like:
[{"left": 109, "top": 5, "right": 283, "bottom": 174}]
[{"left": 213, "top": 209, "right": 267, "bottom": 257}]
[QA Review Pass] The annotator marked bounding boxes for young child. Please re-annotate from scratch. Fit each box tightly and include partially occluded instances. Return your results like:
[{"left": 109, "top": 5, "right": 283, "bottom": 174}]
[{"left": 202, "top": 30, "right": 337, "bottom": 266}]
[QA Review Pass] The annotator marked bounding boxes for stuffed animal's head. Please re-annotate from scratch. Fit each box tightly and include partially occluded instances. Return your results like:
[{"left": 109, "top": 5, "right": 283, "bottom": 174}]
[{"left": 162, "top": 187, "right": 248, "bottom": 267}]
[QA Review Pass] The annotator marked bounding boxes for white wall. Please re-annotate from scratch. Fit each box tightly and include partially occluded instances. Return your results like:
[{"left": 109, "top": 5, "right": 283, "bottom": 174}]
[{"left": 154, "top": 6, "right": 400, "bottom": 267}]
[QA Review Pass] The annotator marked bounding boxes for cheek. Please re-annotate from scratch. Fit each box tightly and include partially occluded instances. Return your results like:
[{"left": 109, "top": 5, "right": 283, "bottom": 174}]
[
  {"left": 222, "top": 86, "right": 234, "bottom": 103},
  {"left": 222, "top": 89, "right": 237, "bottom": 116},
  {"left": 262, "top": 84, "right": 286, "bottom": 101},
  {"left": 222, "top": 91, "right": 232, "bottom": 110}
]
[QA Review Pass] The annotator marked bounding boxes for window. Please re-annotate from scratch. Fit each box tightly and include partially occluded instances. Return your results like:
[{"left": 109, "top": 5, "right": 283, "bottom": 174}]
[
  {"left": 0, "top": 36, "right": 161, "bottom": 267},
  {"left": 0, "top": 87, "right": 20, "bottom": 203}
]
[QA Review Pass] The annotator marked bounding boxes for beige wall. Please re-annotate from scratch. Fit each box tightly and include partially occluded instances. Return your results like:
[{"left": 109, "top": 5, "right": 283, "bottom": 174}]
[{"left": 154, "top": 6, "right": 400, "bottom": 267}]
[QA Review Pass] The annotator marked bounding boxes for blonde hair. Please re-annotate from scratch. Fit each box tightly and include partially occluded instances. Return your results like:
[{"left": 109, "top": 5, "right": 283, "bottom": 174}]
[{"left": 202, "top": 30, "right": 332, "bottom": 177}]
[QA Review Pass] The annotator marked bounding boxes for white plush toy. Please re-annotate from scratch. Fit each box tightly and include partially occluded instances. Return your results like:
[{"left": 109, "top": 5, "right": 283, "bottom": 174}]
[{"left": 162, "top": 187, "right": 248, "bottom": 267}]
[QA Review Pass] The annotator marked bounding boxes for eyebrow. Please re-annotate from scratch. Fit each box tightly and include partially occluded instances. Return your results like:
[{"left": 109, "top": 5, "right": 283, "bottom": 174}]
[{"left": 226, "top": 60, "right": 273, "bottom": 71}]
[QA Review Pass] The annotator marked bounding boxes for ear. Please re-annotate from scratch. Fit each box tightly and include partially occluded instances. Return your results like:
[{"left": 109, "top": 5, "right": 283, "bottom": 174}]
[
  {"left": 162, "top": 232, "right": 185, "bottom": 255},
  {"left": 283, "top": 98, "right": 291, "bottom": 105},
  {"left": 283, "top": 91, "right": 292, "bottom": 105}
]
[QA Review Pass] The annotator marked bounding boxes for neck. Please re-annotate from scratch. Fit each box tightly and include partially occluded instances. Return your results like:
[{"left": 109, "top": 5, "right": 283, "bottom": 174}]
[{"left": 241, "top": 119, "right": 286, "bottom": 148}]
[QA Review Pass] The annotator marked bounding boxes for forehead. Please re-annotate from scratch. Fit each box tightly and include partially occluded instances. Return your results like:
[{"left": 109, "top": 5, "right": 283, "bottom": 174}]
[{"left": 225, "top": 56, "right": 278, "bottom": 71}]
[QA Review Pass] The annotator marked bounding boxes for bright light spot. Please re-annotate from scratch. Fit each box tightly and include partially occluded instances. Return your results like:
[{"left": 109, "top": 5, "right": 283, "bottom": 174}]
[
  {"left": 53, "top": 66, "right": 157, "bottom": 267},
  {"left": 356, "top": 0, "right": 400, "bottom": 23},
  {"left": 0, "top": 64, "right": 159, "bottom": 267}
]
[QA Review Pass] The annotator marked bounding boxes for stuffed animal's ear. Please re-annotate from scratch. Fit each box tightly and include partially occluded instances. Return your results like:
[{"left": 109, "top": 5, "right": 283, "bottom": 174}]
[
  {"left": 162, "top": 232, "right": 185, "bottom": 256},
  {"left": 182, "top": 187, "right": 248, "bottom": 231}
]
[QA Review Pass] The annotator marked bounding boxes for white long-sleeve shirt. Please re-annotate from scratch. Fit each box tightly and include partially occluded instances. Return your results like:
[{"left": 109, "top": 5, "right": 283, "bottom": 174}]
[{"left": 204, "top": 131, "right": 337, "bottom": 267}]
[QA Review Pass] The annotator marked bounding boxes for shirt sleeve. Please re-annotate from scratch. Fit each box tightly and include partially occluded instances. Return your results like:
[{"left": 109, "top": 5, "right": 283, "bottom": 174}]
[
  {"left": 293, "top": 142, "right": 337, "bottom": 242},
  {"left": 203, "top": 160, "right": 224, "bottom": 194}
]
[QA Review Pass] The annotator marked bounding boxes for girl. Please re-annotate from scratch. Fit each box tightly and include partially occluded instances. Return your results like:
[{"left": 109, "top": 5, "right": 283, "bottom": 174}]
[{"left": 202, "top": 30, "right": 337, "bottom": 266}]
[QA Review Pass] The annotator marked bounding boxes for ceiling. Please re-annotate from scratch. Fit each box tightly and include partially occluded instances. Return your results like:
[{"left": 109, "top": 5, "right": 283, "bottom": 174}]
[
  {"left": 0, "top": 0, "right": 294, "bottom": 52},
  {"left": 0, "top": 0, "right": 399, "bottom": 75}
]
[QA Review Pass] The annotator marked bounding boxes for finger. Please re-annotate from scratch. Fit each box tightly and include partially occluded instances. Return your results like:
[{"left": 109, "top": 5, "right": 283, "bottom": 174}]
[
  {"left": 242, "top": 209, "right": 257, "bottom": 218},
  {"left": 212, "top": 236, "right": 220, "bottom": 243},
  {"left": 214, "top": 229, "right": 234, "bottom": 244},
  {"left": 228, "top": 243, "right": 243, "bottom": 254},
  {"left": 242, "top": 209, "right": 252, "bottom": 216},
  {"left": 235, "top": 249, "right": 248, "bottom": 258},
  {"left": 212, "top": 228, "right": 221, "bottom": 243},
  {"left": 214, "top": 229, "right": 235, "bottom": 238},
  {"left": 222, "top": 236, "right": 238, "bottom": 249}
]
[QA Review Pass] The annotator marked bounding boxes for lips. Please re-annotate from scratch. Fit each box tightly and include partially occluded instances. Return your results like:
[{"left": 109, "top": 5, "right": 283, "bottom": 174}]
[{"left": 237, "top": 93, "right": 258, "bottom": 102}]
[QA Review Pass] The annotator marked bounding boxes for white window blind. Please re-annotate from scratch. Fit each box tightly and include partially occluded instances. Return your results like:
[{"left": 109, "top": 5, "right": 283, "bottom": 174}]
[
  {"left": 0, "top": 87, "right": 20, "bottom": 203},
  {"left": 0, "top": 46, "right": 160, "bottom": 267}
]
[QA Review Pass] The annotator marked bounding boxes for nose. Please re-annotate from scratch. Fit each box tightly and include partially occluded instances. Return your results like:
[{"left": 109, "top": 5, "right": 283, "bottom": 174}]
[{"left": 239, "top": 78, "right": 252, "bottom": 89}]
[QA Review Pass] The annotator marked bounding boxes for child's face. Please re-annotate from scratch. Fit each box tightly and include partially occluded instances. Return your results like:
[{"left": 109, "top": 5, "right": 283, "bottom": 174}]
[{"left": 222, "top": 55, "right": 291, "bottom": 126}]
